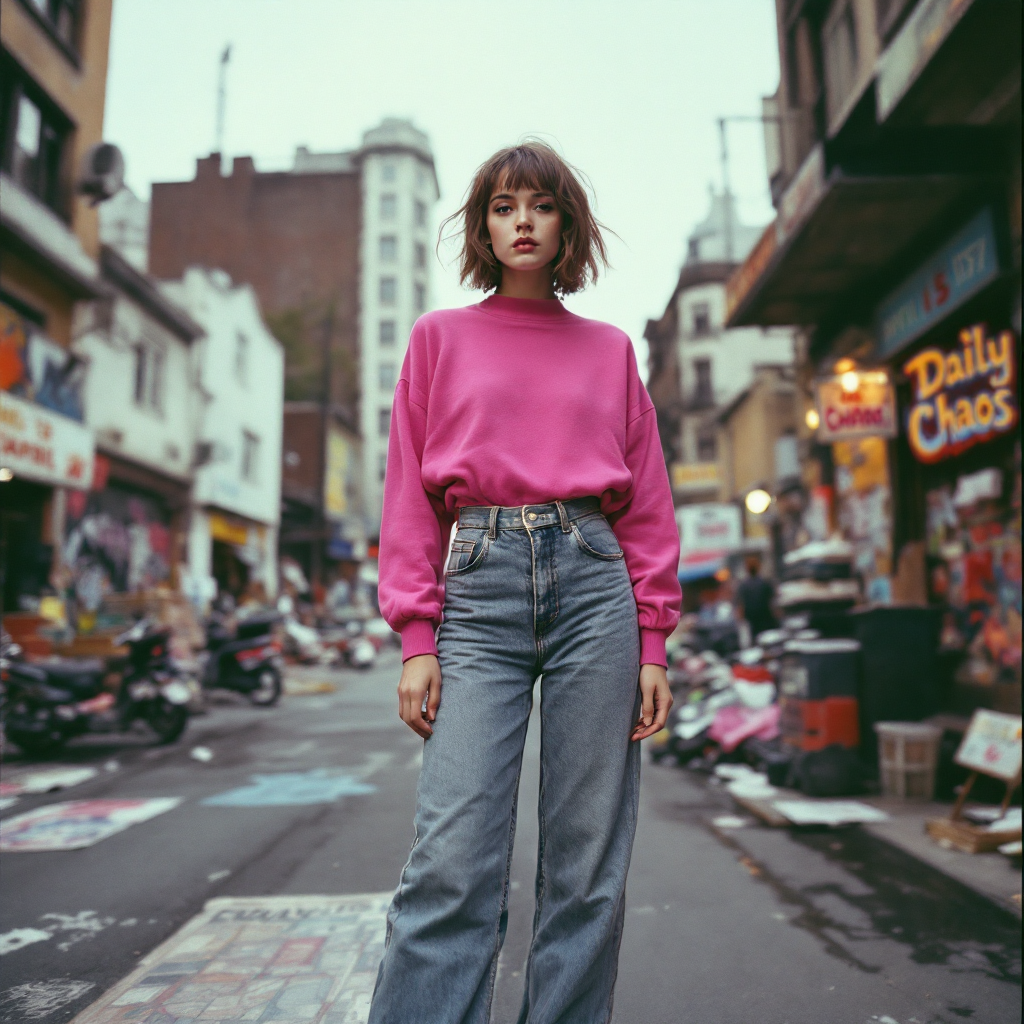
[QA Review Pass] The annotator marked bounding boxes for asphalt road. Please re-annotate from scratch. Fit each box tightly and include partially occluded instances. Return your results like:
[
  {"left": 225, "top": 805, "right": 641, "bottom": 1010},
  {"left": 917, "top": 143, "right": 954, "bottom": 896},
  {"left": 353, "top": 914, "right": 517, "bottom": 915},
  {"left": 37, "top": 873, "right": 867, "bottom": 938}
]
[{"left": 0, "top": 651, "right": 1019, "bottom": 1024}]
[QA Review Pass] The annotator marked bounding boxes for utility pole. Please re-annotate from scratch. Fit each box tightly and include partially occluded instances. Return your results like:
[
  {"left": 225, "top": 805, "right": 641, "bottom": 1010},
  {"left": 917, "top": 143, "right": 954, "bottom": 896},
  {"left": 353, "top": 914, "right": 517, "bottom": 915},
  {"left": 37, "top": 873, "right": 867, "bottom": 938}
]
[{"left": 215, "top": 45, "right": 231, "bottom": 160}]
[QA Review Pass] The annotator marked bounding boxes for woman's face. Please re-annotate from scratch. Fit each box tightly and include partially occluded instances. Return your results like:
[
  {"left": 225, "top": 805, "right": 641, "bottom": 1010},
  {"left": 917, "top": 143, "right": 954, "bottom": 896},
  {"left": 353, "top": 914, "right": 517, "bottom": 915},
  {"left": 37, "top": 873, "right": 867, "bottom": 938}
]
[{"left": 485, "top": 184, "right": 562, "bottom": 276}]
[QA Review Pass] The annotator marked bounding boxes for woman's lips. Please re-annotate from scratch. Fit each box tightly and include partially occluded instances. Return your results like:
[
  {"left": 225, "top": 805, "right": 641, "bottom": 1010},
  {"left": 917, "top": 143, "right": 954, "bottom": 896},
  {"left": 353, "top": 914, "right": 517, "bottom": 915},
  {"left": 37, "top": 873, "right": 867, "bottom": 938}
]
[{"left": 513, "top": 240, "right": 538, "bottom": 250}]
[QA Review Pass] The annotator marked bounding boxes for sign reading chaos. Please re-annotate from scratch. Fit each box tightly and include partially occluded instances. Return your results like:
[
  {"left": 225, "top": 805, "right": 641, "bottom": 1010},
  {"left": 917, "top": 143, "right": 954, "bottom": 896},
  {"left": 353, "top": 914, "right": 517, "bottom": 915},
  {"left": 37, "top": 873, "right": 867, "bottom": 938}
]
[
  {"left": 903, "top": 324, "right": 1016, "bottom": 463},
  {"left": 815, "top": 372, "right": 897, "bottom": 442}
]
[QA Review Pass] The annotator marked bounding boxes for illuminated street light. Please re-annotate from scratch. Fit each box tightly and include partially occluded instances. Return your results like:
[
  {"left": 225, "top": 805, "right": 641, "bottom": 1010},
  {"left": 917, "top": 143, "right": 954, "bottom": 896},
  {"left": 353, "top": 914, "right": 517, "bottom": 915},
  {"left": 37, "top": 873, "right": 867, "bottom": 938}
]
[
  {"left": 840, "top": 370, "right": 860, "bottom": 393},
  {"left": 834, "top": 357, "right": 855, "bottom": 373},
  {"left": 805, "top": 408, "right": 820, "bottom": 430},
  {"left": 745, "top": 488, "right": 771, "bottom": 515},
  {"left": 0, "top": 467, "right": 13, "bottom": 482}
]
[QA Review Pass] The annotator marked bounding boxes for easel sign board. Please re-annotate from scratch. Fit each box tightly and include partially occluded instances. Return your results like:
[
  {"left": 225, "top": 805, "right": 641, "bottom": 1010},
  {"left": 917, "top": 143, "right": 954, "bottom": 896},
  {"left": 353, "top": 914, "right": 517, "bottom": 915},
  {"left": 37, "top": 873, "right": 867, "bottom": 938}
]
[{"left": 954, "top": 710, "right": 1022, "bottom": 782}]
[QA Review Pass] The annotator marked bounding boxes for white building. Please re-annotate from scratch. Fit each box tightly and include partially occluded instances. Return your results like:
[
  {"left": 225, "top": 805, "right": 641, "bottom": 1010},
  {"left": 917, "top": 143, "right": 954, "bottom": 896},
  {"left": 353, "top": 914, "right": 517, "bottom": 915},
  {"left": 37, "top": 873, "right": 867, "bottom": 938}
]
[
  {"left": 161, "top": 268, "right": 284, "bottom": 605},
  {"left": 354, "top": 120, "right": 439, "bottom": 528},
  {"left": 646, "top": 190, "right": 796, "bottom": 506}
]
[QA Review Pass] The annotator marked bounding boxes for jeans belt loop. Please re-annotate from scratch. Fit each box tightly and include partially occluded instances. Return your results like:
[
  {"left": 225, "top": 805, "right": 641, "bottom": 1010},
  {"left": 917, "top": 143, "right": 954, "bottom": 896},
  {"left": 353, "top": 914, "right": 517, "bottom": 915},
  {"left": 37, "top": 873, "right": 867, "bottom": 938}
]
[
  {"left": 487, "top": 505, "right": 499, "bottom": 541},
  {"left": 555, "top": 499, "right": 571, "bottom": 533}
]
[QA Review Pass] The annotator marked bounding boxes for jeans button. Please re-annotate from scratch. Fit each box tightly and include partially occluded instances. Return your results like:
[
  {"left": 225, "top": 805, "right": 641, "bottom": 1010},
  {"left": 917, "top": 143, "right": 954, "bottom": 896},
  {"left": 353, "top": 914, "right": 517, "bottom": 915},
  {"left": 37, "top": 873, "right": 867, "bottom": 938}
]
[{"left": 528, "top": 512, "right": 537, "bottom": 521}]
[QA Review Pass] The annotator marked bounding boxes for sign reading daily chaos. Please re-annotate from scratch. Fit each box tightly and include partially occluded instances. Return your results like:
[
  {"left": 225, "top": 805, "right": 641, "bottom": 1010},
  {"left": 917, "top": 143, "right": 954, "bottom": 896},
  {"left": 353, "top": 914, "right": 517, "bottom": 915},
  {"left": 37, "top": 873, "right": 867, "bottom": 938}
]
[
  {"left": 814, "top": 372, "right": 897, "bottom": 442},
  {"left": 903, "top": 324, "right": 1017, "bottom": 463}
]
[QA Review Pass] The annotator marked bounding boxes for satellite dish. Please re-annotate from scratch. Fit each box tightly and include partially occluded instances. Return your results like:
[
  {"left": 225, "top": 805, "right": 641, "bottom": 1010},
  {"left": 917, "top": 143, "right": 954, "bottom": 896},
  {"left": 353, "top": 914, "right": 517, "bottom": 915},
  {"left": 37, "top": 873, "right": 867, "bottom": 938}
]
[{"left": 77, "top": 143, "right": 125, "bottom": 205}]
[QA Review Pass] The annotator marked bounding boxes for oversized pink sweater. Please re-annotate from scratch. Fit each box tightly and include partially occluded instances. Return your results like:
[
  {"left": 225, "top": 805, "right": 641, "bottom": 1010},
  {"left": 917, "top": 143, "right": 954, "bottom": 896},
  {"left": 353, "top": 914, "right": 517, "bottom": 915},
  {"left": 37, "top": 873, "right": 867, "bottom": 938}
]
[{"left": 378, "top": 294, "right": 682, "bottom": 667}]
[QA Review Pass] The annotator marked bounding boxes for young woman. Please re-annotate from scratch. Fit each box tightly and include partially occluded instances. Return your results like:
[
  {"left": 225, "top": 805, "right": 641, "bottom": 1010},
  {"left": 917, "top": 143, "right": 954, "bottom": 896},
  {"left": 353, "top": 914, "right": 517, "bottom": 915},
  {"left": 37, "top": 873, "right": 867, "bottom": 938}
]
[{"left": 369, "top": 141, "right": 682, "bottom": 1024}]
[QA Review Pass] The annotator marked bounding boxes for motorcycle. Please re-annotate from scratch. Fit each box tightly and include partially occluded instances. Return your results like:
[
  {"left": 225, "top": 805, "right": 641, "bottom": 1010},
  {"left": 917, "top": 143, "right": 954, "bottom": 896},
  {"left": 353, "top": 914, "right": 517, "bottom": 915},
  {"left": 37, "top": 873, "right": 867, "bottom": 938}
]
[
  {"left": 0, "top": 620, "right": 191, "bottom": 756},
  {"left": 196, "top": 610, "right": 283, "bottom": 705}
]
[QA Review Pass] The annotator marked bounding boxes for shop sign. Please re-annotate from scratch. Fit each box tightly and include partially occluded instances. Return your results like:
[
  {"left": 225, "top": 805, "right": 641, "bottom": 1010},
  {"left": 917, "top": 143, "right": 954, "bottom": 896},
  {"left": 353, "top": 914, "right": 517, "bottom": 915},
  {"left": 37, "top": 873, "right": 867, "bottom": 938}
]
[
  {"left": 815, "top": 372, "right": 897, "bottom": 442},
  {"left": 671, "top": 461, "right": 720, "bottom": 492},
  {"left": 209, "top": 512, "right": 250, "bottom": 546},
  {"left": 876, "top": 208, "right": 999, "bottom": 358},
  {"left": 725, "top": 222, "right": 777, "bottom": 323},
  {"left": 903, "top": 323, "right": 1016, "bottom": 463},
  {"left": 776, "top": 144, "right": 826, "bottom": 244},
  {"left": 877, "top": 0, "right": 975, "bottom": 122},
  {"left": 677, "top": 503, "right": 742, "bottom": 554},
  {"left": 324, "top": 427, "right": 351, "bottom": 520},
  {"left": 954, "top": 709, "right": 1022, "bottom": 783},
  {"left": 0, "top": 390, "right": 94, "bottom": 488}
]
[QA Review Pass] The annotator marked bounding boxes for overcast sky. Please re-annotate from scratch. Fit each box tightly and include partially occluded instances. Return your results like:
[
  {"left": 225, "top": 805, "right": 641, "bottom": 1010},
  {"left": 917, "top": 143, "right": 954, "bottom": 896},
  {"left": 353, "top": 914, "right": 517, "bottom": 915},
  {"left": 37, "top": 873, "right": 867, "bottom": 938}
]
[{"left": 104, "top": 0, "right": 781, "bottom": 365}]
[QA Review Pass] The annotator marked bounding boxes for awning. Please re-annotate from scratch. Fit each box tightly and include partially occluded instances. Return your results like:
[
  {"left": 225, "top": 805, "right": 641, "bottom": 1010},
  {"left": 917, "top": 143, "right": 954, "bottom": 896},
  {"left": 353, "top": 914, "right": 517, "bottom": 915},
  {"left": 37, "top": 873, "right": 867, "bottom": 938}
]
[
  {"left": 725, "top": 144, "right": 982, "bottom": 328},
  {"left": 678, "top": 550, "right": 726, "bottom": 584}
]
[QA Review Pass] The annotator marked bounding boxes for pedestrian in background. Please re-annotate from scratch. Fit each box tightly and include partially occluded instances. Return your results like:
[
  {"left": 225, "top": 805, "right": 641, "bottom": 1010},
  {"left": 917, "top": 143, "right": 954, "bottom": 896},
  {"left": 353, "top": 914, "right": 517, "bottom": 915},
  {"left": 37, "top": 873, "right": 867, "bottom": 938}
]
[
  {"left": 371, "top": 141, "right": 682, "bottom": 1024},
  {"left": 736, "top": 553, "right": 777, "bottom": 643}
]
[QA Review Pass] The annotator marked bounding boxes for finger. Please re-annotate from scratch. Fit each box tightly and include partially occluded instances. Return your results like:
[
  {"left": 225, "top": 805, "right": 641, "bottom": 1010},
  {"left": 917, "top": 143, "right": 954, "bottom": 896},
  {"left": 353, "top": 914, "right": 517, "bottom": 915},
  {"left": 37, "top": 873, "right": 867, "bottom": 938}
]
[
  {"left": 640, "top": 683, "right": 655, "bottom": 728},
  {"left": 653, "top": 687, "right": 673, "bottom": 731},
  {"left": 632, "top": 720, "right": 663, "bottom": 742},
  {"left": 426, "top": 675, "right": 441, "bottom": 722}
]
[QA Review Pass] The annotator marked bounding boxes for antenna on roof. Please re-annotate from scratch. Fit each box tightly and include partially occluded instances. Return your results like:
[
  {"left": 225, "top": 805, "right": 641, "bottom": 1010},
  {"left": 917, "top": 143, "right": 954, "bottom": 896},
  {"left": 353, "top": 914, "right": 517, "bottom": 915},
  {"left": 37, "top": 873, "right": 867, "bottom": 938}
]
[{"left": 215, "top": 44, "right": 232, "bottom": 161}]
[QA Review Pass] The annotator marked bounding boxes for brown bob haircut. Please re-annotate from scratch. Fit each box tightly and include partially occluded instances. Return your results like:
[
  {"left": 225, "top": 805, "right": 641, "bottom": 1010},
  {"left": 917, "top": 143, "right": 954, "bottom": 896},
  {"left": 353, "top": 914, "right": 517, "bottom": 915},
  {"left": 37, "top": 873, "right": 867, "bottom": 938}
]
[{"left": 442, "top": 140, "right": 609, "bottom": 296}]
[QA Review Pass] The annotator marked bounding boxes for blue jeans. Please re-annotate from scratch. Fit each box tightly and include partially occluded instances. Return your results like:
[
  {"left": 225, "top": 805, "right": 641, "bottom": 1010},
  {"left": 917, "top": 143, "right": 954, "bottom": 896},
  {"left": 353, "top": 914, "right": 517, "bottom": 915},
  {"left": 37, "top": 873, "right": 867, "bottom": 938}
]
[{"left": 369, "top": 498, "right": 642, "bottom": 1024}]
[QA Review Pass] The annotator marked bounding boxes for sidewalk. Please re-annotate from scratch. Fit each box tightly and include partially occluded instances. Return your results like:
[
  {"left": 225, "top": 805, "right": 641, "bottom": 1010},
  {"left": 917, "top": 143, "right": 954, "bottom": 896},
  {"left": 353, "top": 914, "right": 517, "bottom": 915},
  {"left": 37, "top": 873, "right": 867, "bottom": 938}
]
[{"left": 859, "top": 796, "right": 1022, "bottom": 917}]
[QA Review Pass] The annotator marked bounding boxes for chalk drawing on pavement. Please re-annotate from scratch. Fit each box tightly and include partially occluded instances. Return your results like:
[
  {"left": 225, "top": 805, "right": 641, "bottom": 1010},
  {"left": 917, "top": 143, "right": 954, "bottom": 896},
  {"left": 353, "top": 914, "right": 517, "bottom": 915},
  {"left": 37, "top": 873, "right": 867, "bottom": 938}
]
[
  {"left": 0, "top": 980, "right": 95, "bottom": 1021},
  {"left": 65, "top": 893, "right": 391, "bottom": 1024},
  {"left": 0, "top": 766, "right": 98, "bottom": 797},
  {"left": 0, "top": 799, "right": 181, "bottom": 852},
  {"left": 202, "top": 769, "right": 376, "bottom": 807}
]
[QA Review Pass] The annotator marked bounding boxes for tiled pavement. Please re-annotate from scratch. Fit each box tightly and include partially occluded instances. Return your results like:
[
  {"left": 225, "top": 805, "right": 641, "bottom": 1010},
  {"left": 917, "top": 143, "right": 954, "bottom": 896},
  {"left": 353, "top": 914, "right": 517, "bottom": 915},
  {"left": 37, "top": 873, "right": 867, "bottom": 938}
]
[{"left": 70, "top": 894, "right": 391, "bottom": 1024}]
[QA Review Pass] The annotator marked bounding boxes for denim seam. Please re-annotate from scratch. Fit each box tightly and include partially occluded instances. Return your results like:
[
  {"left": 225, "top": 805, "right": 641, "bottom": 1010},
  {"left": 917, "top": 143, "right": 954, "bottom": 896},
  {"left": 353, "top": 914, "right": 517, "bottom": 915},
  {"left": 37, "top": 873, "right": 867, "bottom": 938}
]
[
  {"left": 519, "top": 704, "right": 548, "bottom": 1022},
  {"left": 484, "top": 759, "right": 525, "bottom": 1019},
  {"left": 570, "top": 522, "right": 625, "bottom": 561}
]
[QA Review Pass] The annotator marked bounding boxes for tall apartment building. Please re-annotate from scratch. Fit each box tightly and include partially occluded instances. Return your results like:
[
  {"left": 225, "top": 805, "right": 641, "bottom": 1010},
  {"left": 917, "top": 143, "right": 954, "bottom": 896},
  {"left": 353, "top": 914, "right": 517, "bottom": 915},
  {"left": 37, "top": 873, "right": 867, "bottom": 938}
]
[{"left": 148, "top": 118, "right": 439, "bottom": 573}]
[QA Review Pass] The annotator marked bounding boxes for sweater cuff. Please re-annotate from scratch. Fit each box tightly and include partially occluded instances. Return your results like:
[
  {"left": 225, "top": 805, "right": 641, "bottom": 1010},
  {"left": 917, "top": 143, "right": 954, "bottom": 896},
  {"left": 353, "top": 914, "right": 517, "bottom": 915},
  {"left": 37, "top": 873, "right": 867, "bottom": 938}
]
[
  {"left": 400, "top": 619, "right": 439, "bottom": 661},
  {"left": 639, "top": 628, "right": 668, "bottom": 668}
]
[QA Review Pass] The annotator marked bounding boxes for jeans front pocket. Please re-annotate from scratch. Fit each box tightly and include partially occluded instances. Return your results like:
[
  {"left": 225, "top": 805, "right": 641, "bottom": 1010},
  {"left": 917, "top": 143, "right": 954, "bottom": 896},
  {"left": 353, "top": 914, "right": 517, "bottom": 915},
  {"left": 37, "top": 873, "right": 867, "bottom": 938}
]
[
  {"left": 445, "top": 529, "right": 490, "bottom": 576},
  {"left": 570, "top": 514, "right": 624, "bottom": 561}
]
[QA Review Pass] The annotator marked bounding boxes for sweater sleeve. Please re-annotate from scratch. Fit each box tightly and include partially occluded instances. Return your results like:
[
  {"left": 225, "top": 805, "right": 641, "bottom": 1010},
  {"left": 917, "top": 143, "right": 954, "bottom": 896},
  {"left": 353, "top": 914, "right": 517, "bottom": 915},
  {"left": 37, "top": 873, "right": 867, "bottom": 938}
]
[
  {"left": 378, "top": 375, "right": 454, "bottom": 661},
  {"left": 609, "top": 354, "right": 682, "bottom": 668}
]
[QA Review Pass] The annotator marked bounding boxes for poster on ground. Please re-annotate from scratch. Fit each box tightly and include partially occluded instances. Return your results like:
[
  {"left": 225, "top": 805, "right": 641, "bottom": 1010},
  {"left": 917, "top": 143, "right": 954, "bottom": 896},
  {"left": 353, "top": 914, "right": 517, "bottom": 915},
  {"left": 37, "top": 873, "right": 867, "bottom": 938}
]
[{"left": 0, "top": 799, "right": 180, "bottom": 852}]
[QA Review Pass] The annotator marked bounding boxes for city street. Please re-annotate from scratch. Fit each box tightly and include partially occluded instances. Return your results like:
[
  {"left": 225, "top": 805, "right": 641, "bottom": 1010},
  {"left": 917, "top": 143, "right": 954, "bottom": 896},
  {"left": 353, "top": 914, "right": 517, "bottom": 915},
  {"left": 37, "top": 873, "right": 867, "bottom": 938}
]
[{"left": 0, "top": 654, "right": 1019, "bottom": 1024}]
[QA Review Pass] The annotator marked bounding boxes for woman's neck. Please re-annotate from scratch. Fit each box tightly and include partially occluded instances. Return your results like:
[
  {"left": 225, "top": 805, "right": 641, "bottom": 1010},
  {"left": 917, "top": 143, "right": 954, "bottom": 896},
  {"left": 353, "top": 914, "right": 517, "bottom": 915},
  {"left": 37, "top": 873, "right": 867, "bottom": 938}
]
[{"left": 496, "top": 267, "right": 557, "bottom": 301}]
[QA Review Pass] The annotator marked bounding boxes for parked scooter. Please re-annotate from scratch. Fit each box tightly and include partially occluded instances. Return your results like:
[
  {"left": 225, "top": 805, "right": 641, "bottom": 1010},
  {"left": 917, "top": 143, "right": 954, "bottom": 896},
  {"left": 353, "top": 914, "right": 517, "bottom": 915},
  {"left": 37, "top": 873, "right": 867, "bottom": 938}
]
[
  {"left": 0, "top": 620, "right": 191, "bottom": 756},
  {"left": 197, "top": 610, "right": 283, "bottom": 705}
]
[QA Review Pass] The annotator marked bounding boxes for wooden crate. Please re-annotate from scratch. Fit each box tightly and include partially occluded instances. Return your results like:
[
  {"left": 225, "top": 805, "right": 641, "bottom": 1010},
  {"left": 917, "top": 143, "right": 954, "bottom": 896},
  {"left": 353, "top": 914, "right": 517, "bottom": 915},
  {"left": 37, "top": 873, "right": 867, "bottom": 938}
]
[{"left": 925, "top": 817, "right": 1022, "bottom": 854}]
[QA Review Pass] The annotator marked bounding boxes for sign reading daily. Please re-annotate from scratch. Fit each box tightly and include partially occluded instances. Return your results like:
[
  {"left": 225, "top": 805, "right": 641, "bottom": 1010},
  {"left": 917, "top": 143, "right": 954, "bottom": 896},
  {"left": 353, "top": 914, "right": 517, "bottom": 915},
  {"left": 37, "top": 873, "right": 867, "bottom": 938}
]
[
  {"left": 876, "top": 208, "right": 999, "bottom": 358},
  {"left": 903, "top": 324, "right": 1016, "bottom": 463}
]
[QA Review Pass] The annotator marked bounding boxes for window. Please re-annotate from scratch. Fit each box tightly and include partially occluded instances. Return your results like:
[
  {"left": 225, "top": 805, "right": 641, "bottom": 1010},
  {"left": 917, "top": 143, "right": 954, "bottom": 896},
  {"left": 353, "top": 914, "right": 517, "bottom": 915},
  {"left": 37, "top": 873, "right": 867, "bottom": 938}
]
[
  {"left": 381, "top": 162, "right": 397, "bottom": 183},
  {"left": 379, "top": 362, "right": 396, "bottom": 391},
  {"left": 415, "top": 164, "right": 427, "bottom": 188},
  {"left": 380, "top": 194, "right": 397, "bottom": 220},
  {"left": 378, "top": 452, "right": 387, "bottom": 481},
  {"left": 241, "top": 431, "right": 260, "bottom": 483},
  {"left": 693, "top": 358, "right": 713, "bottom": 406},
  {"left": 414, "top": 242, "right": 427, "bottom": 269},
  {"left": 691, "top": 302, "right": 711, "bottom": 336},
  {"left": 132, "top": 342, "right": 164, "bottom": 412},
  {"left": 1, "top": 66, "right": 70, "bottom": 215},
  {"left": 379, "top": 235, "right": 398, "bottom": 263},
  {"left": 697, "top": 426, "right": 717, "bottom": 462},
  {"left": 379, "top": 320, "right": 396, "bottom": 346},
  {"left": 414, "top": 199, "right": 427, "bottom": 227},
  {"left": 824, "top": 2, "right": 860, "bottom": 122},
  {"left": 687, "top": 238, "right": 700, "bottom": 262},
  {"left": 379, "top": 277, "right": 397, "bottom": 306},
  {"left": 26, "top": 0, "right": 81, "bottom": 50},
  {"left": 414, "top": 282, "right": 426, "bottom": 313},
  {"left": 379, "top": 407, "right": 391, "bottom": 437},
  {"left": 235, "top": 331, "right": 249, "bottom": 385}
]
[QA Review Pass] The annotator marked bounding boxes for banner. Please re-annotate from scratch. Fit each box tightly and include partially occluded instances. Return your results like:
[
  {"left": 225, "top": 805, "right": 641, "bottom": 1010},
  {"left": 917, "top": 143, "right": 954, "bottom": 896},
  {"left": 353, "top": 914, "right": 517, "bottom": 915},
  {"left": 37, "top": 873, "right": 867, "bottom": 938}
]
[
  {"left": 677, "top": 503, "right": 742, "bottom": 555},
  {"left": 0, "top": 390, "right": 94, "bottom": 488}
]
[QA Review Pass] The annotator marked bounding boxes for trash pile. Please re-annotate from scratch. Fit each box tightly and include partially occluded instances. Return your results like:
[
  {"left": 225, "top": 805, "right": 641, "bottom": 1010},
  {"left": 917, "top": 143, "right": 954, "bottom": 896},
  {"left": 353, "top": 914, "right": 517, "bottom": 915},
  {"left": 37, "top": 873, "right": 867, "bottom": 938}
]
[{"left": 651, "top": 617, "right": 867, "bottom": 801}]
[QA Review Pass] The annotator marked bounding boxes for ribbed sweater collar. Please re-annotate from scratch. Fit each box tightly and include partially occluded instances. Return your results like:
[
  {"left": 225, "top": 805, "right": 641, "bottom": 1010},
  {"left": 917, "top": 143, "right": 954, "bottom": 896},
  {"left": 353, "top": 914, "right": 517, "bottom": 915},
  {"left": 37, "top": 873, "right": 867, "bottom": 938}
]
[{"left": 477, "top": 294, "right": 572, "bottom": 323}]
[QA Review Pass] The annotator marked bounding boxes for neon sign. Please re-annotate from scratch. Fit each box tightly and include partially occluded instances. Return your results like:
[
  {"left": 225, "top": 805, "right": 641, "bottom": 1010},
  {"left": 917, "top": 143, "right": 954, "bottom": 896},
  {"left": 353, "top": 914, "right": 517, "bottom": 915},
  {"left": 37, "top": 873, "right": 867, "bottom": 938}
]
[{"left": 903, "top": 324, "right": 1016, "bottom": 463}]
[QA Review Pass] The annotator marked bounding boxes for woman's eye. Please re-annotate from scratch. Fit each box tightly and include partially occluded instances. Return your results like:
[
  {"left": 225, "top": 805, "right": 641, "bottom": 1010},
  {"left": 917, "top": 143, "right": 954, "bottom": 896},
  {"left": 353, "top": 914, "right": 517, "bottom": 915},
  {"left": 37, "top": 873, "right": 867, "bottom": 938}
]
[
  {"left": 536, "top": 203, "right": 554, "bottom": 212},
  {"left": 494, "top": 204, "right": 512, "bottom": 214}
]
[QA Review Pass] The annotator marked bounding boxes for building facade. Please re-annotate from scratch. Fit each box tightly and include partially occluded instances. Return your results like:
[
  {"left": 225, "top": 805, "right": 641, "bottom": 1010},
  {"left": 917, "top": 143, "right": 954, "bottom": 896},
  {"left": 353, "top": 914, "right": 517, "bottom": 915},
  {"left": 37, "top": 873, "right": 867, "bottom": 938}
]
[
  {"left": 0, "top": 0, "right": 113, "bottom": 612},
  {"left": 645, "top": 191, "right": 795, "bottom": 510},
  {"left": 147, "top": 117, "right": 439, "bottom": 555},
  {"left": 161, "top": 268, "right": 284, "bottom": 606},
  {"left": 726, "top": 0, "right": 1021, "bottom": 713}
]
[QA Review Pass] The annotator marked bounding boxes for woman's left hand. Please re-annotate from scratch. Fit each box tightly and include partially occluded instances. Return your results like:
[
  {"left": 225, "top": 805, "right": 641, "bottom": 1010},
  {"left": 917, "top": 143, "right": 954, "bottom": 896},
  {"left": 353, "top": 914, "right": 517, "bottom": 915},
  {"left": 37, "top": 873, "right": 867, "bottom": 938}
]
[{"left": 632, "top": 664, "right": 673, "bottom": 742}]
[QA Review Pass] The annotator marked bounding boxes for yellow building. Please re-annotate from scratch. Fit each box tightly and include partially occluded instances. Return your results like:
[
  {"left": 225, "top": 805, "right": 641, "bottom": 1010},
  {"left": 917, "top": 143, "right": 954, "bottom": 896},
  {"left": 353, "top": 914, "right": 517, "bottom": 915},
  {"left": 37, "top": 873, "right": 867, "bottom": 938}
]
[{"left": 1, "top": 0, "right": 114, "bottom": 612}]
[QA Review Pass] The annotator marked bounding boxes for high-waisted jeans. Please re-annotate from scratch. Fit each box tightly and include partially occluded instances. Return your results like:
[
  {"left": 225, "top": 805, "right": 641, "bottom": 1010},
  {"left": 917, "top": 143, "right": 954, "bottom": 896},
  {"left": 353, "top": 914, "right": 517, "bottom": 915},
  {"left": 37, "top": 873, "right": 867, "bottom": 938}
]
[{"left": 368, "top": 497, "right": 642, "bottom": 1024}]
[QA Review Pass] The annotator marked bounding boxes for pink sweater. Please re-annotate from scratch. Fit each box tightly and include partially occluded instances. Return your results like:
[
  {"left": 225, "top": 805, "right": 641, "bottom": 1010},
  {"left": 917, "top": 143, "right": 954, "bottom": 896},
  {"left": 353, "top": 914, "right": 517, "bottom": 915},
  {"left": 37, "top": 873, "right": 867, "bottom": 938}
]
[{"left": 378, "top": 295, "right": 682, "bottom": 667}]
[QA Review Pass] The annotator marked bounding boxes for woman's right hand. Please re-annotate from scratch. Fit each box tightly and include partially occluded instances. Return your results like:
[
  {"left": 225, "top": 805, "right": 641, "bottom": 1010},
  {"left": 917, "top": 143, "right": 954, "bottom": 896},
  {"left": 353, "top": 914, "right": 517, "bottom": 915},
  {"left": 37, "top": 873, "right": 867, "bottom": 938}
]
[{"left": 398, "top": 654, "right": 442, "bottom": 739}]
